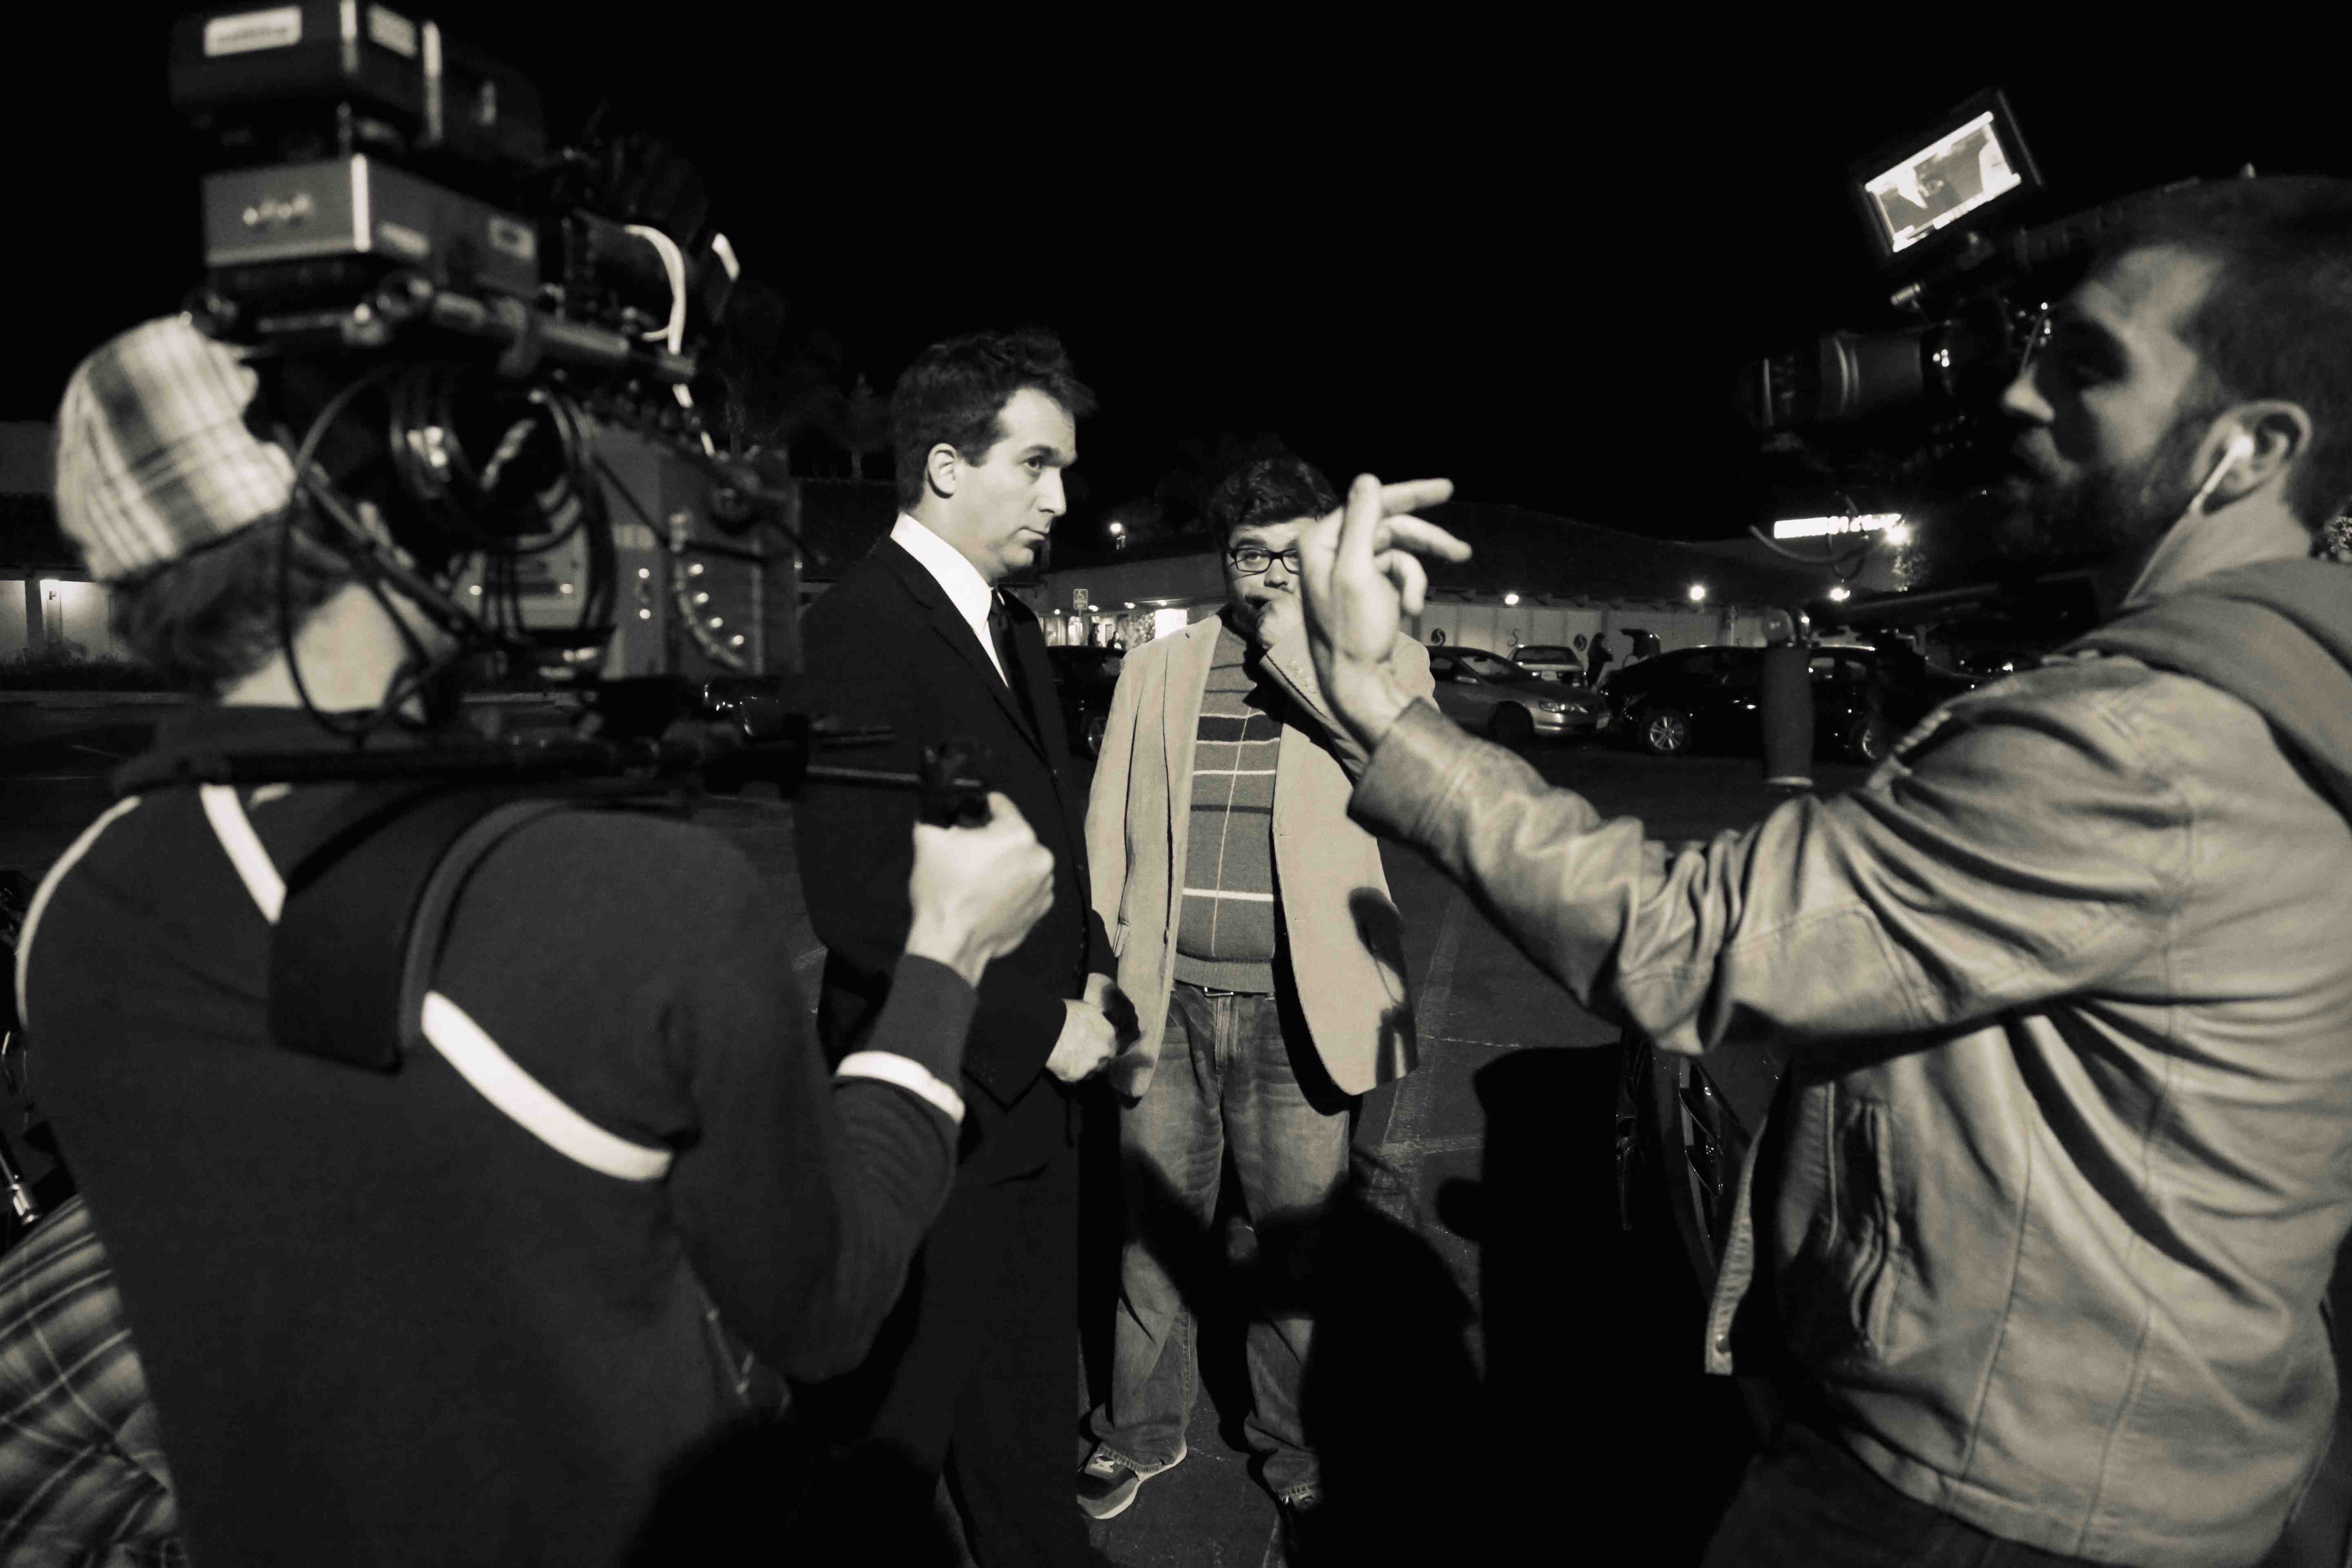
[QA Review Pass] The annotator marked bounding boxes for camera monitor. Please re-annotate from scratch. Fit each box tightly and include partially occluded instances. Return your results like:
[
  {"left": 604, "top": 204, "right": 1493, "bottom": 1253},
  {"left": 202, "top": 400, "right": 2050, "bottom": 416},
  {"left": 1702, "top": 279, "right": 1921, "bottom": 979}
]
[{"left": 1853, "top": 89, "right": 2041, "bottom": 266}]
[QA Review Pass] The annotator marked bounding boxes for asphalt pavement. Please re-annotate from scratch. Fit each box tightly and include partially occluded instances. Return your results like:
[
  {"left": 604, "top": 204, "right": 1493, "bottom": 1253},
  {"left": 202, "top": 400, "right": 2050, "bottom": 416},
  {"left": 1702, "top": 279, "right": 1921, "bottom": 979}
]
[{"left": 0, "top": 705, "right": 1866, "bottom": 1566}]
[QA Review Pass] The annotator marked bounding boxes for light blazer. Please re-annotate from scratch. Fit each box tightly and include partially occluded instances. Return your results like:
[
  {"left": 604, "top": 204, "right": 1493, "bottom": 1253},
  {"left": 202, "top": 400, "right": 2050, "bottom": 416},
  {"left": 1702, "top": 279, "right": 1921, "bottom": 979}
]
[{"left": 1086, "top": 615, "right": 1434, "bottom": 1098}]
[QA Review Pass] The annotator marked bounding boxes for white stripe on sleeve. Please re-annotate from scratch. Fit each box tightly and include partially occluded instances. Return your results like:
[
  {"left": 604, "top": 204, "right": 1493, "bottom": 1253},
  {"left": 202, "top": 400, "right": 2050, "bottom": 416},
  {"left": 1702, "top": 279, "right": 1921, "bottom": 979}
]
[
  {"left": 835, "top": 1050, "right": 967, "bottom": 1124},
  {"left": 420, "top": 992, "right": 674, "bottom": 1181}
]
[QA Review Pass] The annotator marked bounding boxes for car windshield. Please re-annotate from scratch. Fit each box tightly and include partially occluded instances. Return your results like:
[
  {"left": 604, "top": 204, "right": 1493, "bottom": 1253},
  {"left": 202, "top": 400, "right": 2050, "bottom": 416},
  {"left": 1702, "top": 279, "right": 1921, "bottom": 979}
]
[{"left": 1457, "top": 653, "right": 1520, "bottom": 680}]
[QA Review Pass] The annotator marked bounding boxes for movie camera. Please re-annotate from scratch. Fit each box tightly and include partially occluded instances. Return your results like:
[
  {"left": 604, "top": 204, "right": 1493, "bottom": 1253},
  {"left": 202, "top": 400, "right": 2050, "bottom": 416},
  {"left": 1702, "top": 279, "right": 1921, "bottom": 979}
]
[
  {"left": 1735, "top": 89, "right": 2234, "bottom": 630},
  {"left": 1735, "top": 91, "right": 2252, "bottom": 466},
  {"left": 163, "top": 5, "right": 979, "bottom": 811}
]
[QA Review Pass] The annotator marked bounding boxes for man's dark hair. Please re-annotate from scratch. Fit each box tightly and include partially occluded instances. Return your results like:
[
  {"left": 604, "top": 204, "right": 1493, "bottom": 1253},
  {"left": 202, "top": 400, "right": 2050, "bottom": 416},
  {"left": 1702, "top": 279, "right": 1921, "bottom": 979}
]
[
  {"left": 1201, "top": 454, "right": 1339, "bottom": 543},
  {"left": 889, "top": 328, "right": 1095, "bottom": 511},
  {"left": 2110, "top": 176, "right": 2352, "bottom": 528},
  {"left": 109, "top": 512, "right": 354, "bottom": 693}
]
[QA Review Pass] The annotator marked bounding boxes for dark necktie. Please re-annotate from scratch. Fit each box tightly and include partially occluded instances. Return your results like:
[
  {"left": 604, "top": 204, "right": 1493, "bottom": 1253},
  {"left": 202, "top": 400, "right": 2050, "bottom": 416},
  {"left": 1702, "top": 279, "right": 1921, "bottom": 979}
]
[{"left": 987, "top": 594, "right": 1040, "bottom": 738}]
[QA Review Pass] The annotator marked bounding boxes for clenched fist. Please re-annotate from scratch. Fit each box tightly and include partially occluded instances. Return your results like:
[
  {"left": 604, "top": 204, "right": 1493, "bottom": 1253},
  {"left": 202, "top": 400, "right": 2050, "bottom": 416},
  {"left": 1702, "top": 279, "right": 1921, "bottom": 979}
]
[{"left": 1046, "top": 997, "right": 1120, "bottom": 1083}]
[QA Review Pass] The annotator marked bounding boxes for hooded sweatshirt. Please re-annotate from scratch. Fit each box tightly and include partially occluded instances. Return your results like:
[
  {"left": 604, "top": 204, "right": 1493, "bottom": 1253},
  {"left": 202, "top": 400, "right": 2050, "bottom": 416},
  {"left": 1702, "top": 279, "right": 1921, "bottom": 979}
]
[{"left": 2069, "top": 558, "right": 2352, "bottom": 819}]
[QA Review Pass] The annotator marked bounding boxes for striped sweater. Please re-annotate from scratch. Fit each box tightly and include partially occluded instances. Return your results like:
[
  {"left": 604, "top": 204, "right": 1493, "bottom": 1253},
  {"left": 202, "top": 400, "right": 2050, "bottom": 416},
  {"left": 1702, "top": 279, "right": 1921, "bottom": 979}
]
[{"left": 1175, "top": 623, "right": 1282, "bottom": 993}]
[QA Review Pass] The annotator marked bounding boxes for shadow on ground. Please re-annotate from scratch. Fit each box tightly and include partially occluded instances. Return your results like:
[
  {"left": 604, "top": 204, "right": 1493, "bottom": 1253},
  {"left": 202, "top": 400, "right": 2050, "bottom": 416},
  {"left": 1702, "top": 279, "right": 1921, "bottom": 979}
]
[
  {"left": 1080, "top": 1041, "right": 1758, "bottom": 1566},
  {"left": 1301, "top": 1045, "right": 1754, "bottom": 1563}
]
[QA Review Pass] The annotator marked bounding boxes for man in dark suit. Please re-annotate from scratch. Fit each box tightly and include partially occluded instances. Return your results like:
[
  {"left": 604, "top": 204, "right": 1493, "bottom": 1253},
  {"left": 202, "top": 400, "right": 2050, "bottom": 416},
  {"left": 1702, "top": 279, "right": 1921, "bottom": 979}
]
[{"left": 795, "top": 328, "right": 1131, "bottom": 1566}]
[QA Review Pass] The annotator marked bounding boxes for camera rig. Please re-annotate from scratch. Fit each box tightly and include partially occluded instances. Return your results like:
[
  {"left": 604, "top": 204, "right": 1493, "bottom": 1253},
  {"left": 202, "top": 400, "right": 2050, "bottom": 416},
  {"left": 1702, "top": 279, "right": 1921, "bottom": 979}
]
[
  {"left": 1733, "top": 88, "right": 2241, "bottom": 635},
  {"left": 42, "top": 8, "right": 1009, "bottom": 1089},
  {"left": 163, "top": 5, "right": 980, "bottom": 811}
]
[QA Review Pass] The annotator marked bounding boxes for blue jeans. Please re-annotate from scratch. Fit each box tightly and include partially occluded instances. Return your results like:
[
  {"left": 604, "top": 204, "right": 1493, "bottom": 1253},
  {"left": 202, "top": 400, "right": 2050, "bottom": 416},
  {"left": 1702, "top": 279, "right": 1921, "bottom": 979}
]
[
  {"left": 1086, "top": 981, "right": 1350, "bottom": 1501},
  {"left": 1704, "top": 1422, "right": 2107, "bottom": 1568}
]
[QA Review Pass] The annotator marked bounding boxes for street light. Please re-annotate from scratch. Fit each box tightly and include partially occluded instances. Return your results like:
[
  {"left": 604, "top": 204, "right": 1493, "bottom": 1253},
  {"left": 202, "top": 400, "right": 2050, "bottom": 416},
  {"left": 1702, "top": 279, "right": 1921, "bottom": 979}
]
[
  {"left": 1502, "top": 592, "right": 1519, "bottom": 606},
  {"left": 1688, "top": 583, "right": 1708, "bottom": 603}
]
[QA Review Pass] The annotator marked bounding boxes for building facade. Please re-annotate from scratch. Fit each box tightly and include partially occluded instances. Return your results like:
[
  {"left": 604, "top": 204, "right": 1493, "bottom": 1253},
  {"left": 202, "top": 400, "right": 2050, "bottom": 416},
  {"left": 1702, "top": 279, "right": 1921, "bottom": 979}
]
[{"left": 2, "top": 422, "right": 132, "bottom": 664}]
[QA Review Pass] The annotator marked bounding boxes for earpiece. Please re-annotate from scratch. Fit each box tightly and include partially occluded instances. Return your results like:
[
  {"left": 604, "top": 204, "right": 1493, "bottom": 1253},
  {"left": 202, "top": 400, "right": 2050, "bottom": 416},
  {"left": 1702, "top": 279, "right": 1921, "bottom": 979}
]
[{"left": 2189, "top": 430, "right": 2260, "bottom": 514}]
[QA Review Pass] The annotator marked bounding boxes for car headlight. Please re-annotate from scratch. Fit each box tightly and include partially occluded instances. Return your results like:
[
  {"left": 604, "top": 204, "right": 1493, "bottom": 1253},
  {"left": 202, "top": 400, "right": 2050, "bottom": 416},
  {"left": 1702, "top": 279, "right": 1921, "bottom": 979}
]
[{"left": 1538, "top": 700, "right": 1568, "bottom": 714}]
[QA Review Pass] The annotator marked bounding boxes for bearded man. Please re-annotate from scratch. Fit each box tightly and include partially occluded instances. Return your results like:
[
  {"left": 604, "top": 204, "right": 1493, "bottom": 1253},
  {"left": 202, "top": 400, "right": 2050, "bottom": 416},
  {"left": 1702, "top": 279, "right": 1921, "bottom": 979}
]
[{"left": 1285, "top": 177, "right": 2352, "bottom": 1567}]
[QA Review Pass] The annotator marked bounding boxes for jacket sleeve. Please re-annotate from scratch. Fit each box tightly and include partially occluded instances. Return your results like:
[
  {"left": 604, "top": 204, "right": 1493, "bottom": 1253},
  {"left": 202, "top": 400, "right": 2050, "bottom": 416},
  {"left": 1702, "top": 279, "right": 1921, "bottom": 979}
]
[
  {"left": 1086, "top": 650, "right": 1148, "bottom": 959},
  {"left": 777, "top": 955, "right": 972, "bottom": 1378},
  {"left": 643, "top": 847, "right": 973, "bottom": 1382},
  {"left": 437, "top": 815, "right": 969, "bottom": 1387},
  {"left": 1347, "top": 680, "right": 2186, "bottom": 1056},
  {"left": 668, "top": 935, "right": 971, "bottom": 1383},
  {"left": 1257, "top": 628, "right": 1434, "bottom": 780}
]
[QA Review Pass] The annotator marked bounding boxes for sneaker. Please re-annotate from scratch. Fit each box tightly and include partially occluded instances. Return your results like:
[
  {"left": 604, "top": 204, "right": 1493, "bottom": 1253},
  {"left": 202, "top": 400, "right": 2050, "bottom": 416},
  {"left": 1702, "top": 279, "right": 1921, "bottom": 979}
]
[{"left": 1075, "top": 1440, "right": 1186, "bottom": 1520}]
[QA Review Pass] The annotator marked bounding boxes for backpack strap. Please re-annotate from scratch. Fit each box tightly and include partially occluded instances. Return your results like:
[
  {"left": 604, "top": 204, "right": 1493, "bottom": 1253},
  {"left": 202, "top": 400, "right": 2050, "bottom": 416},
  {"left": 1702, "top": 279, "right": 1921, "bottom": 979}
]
[
  {"left": 265, "top": 780, "right": 538, "bottom": 1074},
  {"left": 399, "top": 797, "right": 674, "bottom": 1182},
  {"left": 202, "top": 784, "right": 674, "bottom": 1183}
]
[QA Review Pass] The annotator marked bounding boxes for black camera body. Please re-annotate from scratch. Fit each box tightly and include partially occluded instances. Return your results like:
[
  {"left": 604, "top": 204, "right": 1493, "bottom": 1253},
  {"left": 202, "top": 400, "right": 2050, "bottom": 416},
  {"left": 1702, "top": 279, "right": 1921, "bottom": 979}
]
[
  {"left": 164, "top": 4, "right": 807, "bottom": 694},
  {"left": 169, "top": 3, "right": 734, "bottom": 399},
  {"left": 150, "top": 7, "right": 985, "bottom": 815}
]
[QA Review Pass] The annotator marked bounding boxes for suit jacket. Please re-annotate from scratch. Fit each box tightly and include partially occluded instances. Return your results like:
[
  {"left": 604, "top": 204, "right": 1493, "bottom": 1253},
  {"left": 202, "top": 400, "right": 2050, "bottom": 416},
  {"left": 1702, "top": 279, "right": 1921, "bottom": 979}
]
[
  {"left": 796, "top": 537, "right": 1113, "bottom": 1185},
  {"left": 1085, "top": 616, "right": 1432, "bottom": 1098}
]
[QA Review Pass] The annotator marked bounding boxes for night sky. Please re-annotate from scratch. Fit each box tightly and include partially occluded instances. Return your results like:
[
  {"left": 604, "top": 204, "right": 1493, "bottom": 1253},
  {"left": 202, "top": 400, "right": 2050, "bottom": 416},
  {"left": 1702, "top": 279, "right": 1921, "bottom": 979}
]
[{"left": 12, "top": 13, "right": 2348, "bottom": 542}]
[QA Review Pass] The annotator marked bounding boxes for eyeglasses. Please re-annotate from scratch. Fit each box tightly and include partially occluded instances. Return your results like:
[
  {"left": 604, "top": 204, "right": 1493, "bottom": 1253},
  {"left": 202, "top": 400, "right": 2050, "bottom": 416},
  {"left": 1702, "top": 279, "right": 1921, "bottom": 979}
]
[{"left": 1227, "top": 546, "right": 1302, "bottom": 576}]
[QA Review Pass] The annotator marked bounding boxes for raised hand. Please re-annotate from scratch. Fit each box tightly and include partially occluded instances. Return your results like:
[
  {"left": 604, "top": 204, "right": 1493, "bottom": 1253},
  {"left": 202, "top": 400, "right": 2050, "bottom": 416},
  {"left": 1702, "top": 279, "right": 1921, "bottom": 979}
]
[{"left": 1294, "top": 475, "right": 1470, "bottom": 750}]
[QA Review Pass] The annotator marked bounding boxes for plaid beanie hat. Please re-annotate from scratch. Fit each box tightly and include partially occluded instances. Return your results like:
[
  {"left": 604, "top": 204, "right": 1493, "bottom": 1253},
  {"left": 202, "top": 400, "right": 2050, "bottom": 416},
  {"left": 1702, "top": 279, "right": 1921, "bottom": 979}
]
[{"left": 52, "top": 316, "right": 297, "bottom": 581}]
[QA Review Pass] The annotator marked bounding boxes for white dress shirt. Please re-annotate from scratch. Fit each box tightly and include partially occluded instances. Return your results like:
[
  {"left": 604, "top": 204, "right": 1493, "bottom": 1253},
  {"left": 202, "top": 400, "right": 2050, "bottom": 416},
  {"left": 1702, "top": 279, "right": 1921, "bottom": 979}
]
[{"left": 891, "top": 514, "right": 1009, "bottom": 686}]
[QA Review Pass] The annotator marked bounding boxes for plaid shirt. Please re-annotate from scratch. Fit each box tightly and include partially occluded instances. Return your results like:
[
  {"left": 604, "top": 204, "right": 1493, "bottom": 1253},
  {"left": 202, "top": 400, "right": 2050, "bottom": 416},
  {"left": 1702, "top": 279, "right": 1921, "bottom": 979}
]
[{"left": 0, "top": 1197, "right": 184, "bottom": 1567}]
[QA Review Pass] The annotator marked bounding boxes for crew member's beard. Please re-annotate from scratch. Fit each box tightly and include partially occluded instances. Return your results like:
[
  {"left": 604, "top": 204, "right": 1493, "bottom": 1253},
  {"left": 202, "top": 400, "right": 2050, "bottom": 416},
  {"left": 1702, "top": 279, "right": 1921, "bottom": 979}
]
[{"left": 1992, "top": 412, "right": 2216, "bottom": 576}]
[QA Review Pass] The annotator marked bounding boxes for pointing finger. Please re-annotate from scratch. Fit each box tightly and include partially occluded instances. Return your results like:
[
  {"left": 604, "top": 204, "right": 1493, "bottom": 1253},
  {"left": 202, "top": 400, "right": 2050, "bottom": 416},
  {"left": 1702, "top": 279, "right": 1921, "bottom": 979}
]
[
  {"left": 1383, "top": 550, "right": 1432, "bottom": 616},
  {"left": 1377, "top": 479, "right": 1454, "bottom": 517},
  {"left": 1374, "top": 514, "right": 1475, "bottom": 564}
]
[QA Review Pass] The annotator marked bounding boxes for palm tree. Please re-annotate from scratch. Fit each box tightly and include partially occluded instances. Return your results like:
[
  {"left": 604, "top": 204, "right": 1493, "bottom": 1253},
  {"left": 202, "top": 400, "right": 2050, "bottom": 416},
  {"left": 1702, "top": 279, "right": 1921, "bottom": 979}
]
[{"left": 698, "top": 280, "right": 851, "bottom": 473}]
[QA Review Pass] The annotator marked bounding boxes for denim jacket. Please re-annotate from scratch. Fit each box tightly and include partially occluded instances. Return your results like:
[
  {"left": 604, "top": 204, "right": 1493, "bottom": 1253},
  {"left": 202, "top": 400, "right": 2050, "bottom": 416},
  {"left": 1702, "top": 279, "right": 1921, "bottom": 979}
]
[{"left": 1351, "top": 560, "right": 2352, "bottom": 1566}]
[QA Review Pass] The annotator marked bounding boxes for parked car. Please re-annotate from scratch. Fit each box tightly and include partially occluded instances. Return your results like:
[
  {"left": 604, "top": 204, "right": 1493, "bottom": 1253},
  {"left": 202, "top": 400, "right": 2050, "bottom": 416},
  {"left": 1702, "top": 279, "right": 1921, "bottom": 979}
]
[
  {"left": 1510, "top": 645, "right": 1591, "bottom": 686},
  {"left": 1426, "top": 645, "right": 1611, "bottom": 743},
  {"left": 1045, "top": 645, "right": 1124, "bottom": 758},
  {"left": 1604, "top": 643, "right": 1982, "bottom": 761}
]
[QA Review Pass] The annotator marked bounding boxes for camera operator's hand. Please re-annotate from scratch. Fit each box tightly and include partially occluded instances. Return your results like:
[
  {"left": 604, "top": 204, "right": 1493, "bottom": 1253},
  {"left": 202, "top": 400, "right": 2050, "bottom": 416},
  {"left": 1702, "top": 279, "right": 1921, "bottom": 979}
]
[
  {"left": 1047, "top": 998, "right": 1121, "bottom": 1084},
  {"left": 1296, "top": 475, "right": 1468, "bottom": 753},
  {"left": 904, "top": 793, "right": 1055, "bottom": 990}
]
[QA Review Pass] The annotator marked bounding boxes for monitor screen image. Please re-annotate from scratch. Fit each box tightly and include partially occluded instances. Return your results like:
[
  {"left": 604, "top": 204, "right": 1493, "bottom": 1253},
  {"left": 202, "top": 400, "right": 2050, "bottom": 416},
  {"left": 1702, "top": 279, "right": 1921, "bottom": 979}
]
[{"left": 1862, "top": 110, "right": 2025, "bottom": 256}]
